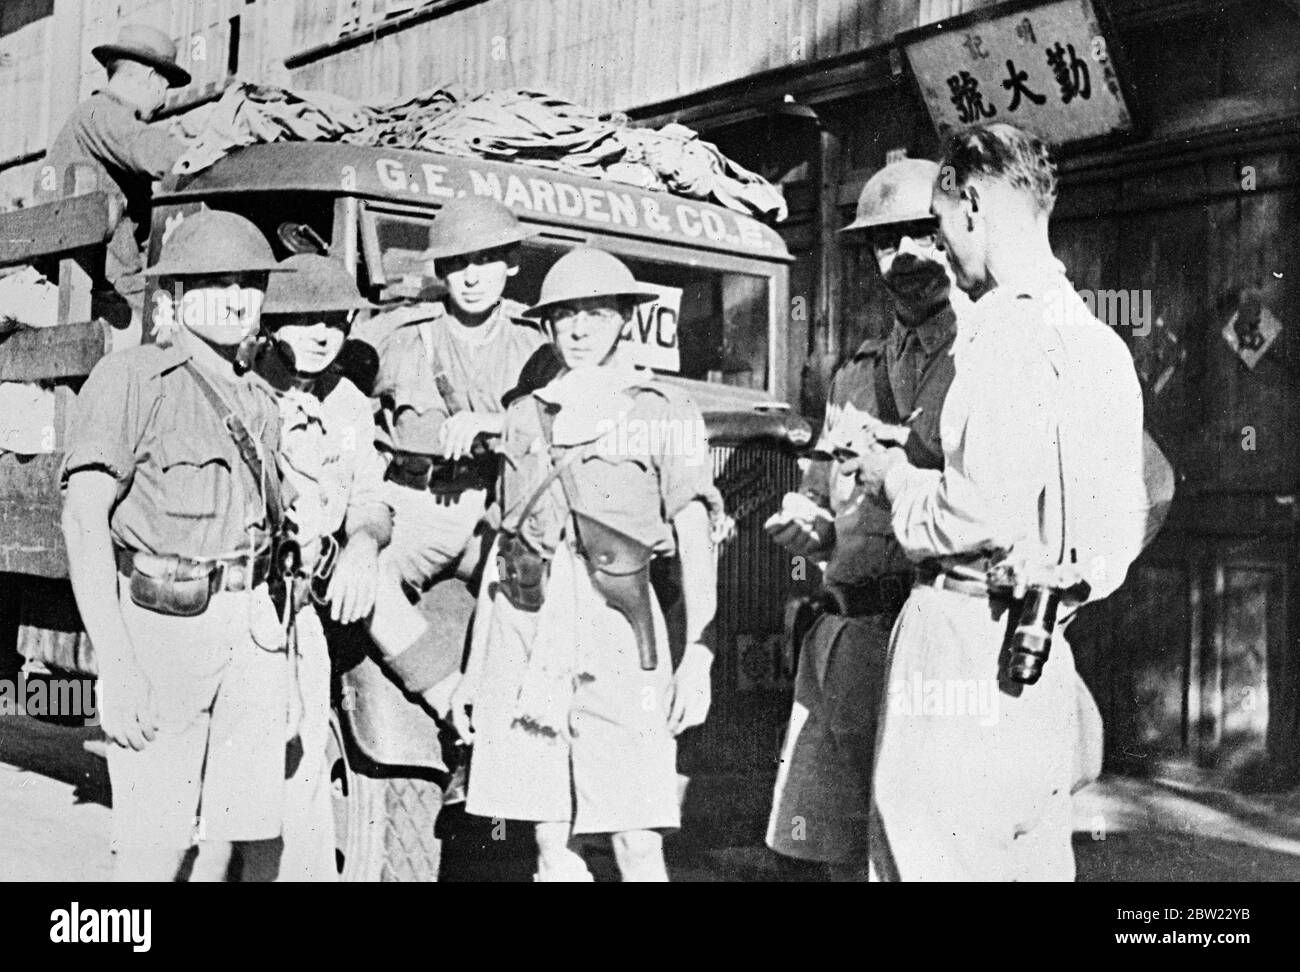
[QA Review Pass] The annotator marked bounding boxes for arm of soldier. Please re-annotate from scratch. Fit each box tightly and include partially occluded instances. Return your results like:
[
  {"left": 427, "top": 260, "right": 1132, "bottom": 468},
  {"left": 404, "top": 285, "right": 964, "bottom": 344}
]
[
  {"left": 62, "top": 472, "right": 156, "bottom": 751},
  {"left": 647, "top": 394, "right": 720, "bottom": 734},
  {"left": 93, "top": 113, "right": 184, "bottom": 181},
  {"left": 882, "top": 326, "right": 1053, "bottom": 559},
  {"left": 59, "top": 356, "right": 156, "bottom": 750},
  {"left": 667, "top": 500, "right": 716, "bottom": 736},
  {"left": 327, "top": 399, "right": 393, "bottom": 624}
]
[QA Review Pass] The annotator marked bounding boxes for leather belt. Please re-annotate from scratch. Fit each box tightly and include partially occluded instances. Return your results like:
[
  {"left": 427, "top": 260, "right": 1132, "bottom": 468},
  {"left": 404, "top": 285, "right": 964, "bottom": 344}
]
[
  {"left": 114, "top": 547, "right": 271, "bottom": 593},
  {"left": 915, "top": 562, "right": 1013, "bottom": 601},
  {"left": 386, "top": 450, "right": 496, "bottom": 494},
  {"left": 818, "top": 572, "right": 913, "bottom": 618}
]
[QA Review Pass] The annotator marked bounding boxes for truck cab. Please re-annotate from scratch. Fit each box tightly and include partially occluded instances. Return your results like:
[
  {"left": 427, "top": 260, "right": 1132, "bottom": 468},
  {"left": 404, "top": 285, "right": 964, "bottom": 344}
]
[{"left": 1, "top": 141, "right": 810, "bottom": 879}]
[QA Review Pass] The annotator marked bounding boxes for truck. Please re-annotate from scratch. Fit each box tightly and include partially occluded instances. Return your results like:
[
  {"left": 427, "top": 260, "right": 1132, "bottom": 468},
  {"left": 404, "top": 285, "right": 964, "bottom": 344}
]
[{"left": 0, "top": 140, "right": 812, "bottom": 880}]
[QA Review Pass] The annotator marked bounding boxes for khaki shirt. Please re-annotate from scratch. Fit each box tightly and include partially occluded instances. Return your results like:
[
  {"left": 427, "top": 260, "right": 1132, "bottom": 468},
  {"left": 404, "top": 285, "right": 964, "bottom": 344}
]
[
  {"left": 804, "top": 311, "right": 957, "bottom": 586},
  {"left": 60, "top": 338, "right": 281, "bottom": 559},
  {"left": 273, "top": 373, "right": 392, "bottom": 549},
  {"left": 43, "top": 91, "right": 184, "bottom": 296},
  {"left": 355, "top": 299, "right": 545, "bottom": 455},
  {"left": 884, "top": 260, "right": 1147, "bottom": 601},
  {"left": 499, "top": 382, "right": 723, "bottom": 558}
]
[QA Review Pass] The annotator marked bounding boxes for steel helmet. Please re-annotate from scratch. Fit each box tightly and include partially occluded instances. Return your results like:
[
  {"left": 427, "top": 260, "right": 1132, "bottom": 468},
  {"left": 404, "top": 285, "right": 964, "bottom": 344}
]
[
  {"left": 423, "top": 196, "right": 536, "bottom": 261},
  {"left": 840, "top": 157, "right": 941, "bottom": 233},
  {"left": 143, "top": 210, "right": 290, "bottom": 277},
  {"left": 262, "top": 254, "right": 375, "bottom": 317},
  {"left": 522, "top": 247, "right": 659, "bottom": 319}
]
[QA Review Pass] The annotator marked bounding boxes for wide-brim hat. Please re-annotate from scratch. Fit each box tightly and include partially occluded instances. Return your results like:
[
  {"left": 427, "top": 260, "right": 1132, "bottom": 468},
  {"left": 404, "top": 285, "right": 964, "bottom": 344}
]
[
  {"left": 143, "top": 210, "right": 290, "bottom": 277},
  {"left": 840, "top": 157, "right": 941, "bottom": 233},
  {"left": 423, "top": 195, "right": 536, "bottom": 261},
  {"left": 92, "top": 23, "right": 191, "bottom": 88},
  {"left": 263, "top": 254, "right": 376, "bottom": 316},
  {"left": 522, "top": 247, "right": 659, "bottom": 319}
]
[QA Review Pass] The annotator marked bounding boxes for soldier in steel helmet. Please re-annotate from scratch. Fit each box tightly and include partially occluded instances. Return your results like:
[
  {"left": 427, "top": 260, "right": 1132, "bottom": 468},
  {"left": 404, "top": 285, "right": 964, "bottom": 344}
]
[
  {"left": 60, "top": 210, "right": 295, "bottom": 881},
  {"left": 448, "top": 247, "right": 726, "bottom": 882},
  {"left": 195, "top": 254, "right": 392, "bottom": 881},
  {"left": 763, "top": 157, "right": 966, "bottom": 878},
  {"left": 352, "top": 195, "right": 546, "bottom": 716}
]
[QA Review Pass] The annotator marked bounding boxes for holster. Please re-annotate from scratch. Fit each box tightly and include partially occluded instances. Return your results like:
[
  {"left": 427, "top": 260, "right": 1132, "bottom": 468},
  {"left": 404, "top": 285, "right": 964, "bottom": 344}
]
[
  {"left": 571, "top": 511, "right": 658, "bottom": 671},
  {"left": 496, "top": 531, "right": 550, "bottom": 613}
]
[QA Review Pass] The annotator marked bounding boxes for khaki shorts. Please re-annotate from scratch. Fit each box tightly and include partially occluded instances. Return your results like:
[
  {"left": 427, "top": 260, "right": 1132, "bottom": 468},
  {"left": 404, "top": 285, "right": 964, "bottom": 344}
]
[
  {"left": 466, "top": 546, "right": 679, "bottom": 834},
  {"left": 107, "top": 582, "right": 291, "bottom": 854},
  {"left": 383, "top": 481, "right": 487, "bottom": 589}
]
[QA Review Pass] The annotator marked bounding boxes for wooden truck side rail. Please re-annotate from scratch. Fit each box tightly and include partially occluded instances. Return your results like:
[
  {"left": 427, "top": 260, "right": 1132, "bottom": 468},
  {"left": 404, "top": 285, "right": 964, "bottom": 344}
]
[{"left": 0, "top": 191, "right": 117, "bottom": 579}]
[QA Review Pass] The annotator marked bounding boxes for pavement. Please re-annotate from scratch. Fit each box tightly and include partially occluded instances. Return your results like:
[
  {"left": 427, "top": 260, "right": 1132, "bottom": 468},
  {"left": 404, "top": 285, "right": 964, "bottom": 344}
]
[{"left": 2, "top": 712, "right": 1299, "bottom": 882}]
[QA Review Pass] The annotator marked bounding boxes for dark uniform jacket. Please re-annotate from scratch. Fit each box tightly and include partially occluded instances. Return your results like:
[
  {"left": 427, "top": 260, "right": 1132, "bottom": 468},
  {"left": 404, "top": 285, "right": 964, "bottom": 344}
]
[{"left": 802, "top": 309, "right": 957, "bottom": 587}]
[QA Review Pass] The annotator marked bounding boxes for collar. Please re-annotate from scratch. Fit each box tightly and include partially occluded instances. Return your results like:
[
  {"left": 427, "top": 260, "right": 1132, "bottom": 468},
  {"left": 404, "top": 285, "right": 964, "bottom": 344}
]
[
  {"left": 92, "top": 88, "right": 144, "bottom": 121},
  {"left": 889, "top": 304, "right": 958, "bottom": 358},
  {"left": 991, "top": 256, "right": 1070, "bottom": 298},
  {"left": 142, "top": 338, "right": 192, "bottom": 378},
  {"left": 534, "top": 362, "right": 653, "bottom": 446}
]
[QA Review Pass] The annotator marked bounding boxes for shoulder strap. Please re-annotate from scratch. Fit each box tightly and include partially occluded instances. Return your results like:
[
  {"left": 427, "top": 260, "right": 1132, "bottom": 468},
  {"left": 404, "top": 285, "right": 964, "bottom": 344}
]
[
  {"left": 184, "top": 361, "right": 283, "bottom": 531},
  {"left": 872, "top": 344, "right": 902, "bottom": 425}
]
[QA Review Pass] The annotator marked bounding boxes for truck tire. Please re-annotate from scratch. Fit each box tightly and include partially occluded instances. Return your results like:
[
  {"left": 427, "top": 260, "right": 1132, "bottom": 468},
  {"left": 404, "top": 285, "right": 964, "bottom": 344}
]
[{"left": 328, "top": 708, "right": 444, "bottom": 882}]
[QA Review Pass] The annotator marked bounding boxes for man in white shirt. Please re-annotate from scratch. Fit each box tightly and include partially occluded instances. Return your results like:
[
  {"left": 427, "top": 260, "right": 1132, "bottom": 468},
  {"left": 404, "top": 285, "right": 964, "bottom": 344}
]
[{"left": 853, "top": 123, "right": 1147, "bottom": 881}]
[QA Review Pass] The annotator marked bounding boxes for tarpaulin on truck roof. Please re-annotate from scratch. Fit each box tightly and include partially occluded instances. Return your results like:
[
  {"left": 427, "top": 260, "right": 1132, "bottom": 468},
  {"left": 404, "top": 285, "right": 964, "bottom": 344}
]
[{"left": 169, "top": 83, "right": 788, "bottom": 223}]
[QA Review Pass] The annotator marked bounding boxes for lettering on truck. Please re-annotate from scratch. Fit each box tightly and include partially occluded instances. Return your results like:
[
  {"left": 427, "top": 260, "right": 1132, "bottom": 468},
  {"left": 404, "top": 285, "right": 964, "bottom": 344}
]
[{"left": 373, "top": 158, "right": 773, "bottom": 252}]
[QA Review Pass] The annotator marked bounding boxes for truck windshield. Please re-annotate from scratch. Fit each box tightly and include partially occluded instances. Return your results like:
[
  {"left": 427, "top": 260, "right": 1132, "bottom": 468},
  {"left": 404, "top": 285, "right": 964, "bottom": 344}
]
[{"left": 367, "top": 208, "right": 773, "bottom": 391}]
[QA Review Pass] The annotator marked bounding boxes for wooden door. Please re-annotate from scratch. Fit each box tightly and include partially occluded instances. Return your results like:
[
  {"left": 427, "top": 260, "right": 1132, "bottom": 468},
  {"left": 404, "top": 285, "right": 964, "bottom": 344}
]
[{"left": 1062, "top": 139, "right": 1300, "bottom": 786}]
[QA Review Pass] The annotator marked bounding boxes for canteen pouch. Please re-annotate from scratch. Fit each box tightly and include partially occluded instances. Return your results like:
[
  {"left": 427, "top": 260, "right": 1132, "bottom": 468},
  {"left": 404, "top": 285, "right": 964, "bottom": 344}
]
[
  {"left": 496, "top": 531, "right": 550, "bottom": 612},
  {"left": 570, "top": 511, "right": 658, "bottom": 671},
  {"left": 127, "top": 554, "right": 215, "bottom": 618}
]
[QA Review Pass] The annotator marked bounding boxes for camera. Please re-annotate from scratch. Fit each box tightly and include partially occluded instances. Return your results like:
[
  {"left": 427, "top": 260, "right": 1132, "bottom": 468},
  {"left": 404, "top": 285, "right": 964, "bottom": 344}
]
[{"left": 988, "top": 562, "right": 1091, "bottom": 686}]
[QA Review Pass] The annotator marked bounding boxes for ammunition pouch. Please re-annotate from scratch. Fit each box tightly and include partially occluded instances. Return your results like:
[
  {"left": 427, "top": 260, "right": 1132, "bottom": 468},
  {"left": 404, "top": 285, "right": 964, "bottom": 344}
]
[
  {"left": 571, "top": 511, "right": 658, "bottom": 671},
  {"left": 117, "top": 547, "right": 270, "bottom": 618},
  {"left": 496, "top": 531, "right": 550, "bottom": 613}
]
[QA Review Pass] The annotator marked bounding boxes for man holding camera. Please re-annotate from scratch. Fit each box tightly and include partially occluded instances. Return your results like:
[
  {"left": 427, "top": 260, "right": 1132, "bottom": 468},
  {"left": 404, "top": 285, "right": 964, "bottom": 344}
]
[
  {"left": 854, "top": 124, "right": 1147, "bottom": 881},
  {"left": 763, "top": 158, "right": 962, "bottom": 877}
]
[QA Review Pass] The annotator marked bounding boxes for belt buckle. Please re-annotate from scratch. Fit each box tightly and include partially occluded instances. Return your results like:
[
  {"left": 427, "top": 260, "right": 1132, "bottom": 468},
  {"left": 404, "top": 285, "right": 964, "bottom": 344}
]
[{"left": 224, "top": 560, "right": 247, "bottom": 592}]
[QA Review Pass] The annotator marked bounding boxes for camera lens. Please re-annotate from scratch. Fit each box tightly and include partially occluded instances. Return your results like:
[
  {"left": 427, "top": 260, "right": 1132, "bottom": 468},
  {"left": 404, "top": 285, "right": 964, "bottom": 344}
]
[{"left": 1009, "top": 587, "right": 1061, "bottom": 685}]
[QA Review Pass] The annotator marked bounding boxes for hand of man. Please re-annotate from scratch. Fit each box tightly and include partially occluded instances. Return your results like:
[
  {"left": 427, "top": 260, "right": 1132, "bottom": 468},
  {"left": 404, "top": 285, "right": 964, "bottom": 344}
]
[
  {"left": 326, "top": 533, "right": 380, "bottom": 624},
  {"left": 763, "top": 492, "right": 835, "bottom": 556},
  {"left": 845, "top": 443, "right": 908, "bottom": 498},
  {"left": 667, "top": 643, "right": 713, "bottom": 736},
  {"left": 438, "top": 411, "right": 503, "bottom": 461},
  {"left": 446, "top": 673, "right": 477, "bottom": 743},
  {"left": 97, "top": 653, "right": 158, "bottom": 752}
]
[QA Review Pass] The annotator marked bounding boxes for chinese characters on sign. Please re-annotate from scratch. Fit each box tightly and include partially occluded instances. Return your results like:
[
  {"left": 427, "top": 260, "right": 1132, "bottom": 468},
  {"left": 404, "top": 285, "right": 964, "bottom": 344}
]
[{"left": 902, "top": 0, "right": 1132, "bottom": 145}]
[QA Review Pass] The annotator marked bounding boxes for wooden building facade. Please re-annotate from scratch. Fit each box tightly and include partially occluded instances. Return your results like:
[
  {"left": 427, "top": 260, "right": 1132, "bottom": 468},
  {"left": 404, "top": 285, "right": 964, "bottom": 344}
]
[{"left": 2, "top": 0, "right": 1298, "bottom": 795}]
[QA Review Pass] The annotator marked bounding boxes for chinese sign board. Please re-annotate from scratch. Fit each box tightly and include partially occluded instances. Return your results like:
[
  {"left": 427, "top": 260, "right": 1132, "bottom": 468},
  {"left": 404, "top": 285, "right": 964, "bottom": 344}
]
[{"left": 902, "top": 0, "right": 1132, "bottom": 145}]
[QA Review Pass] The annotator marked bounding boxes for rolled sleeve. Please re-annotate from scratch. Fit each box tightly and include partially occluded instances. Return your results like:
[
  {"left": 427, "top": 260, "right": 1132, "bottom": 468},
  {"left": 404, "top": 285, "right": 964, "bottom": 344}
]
[
  {"left": 651, "top": 394, "right": 724, "bottom": 524},
  {"left": 60, "top": 352, "right": 144, "bottom": 493}
]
